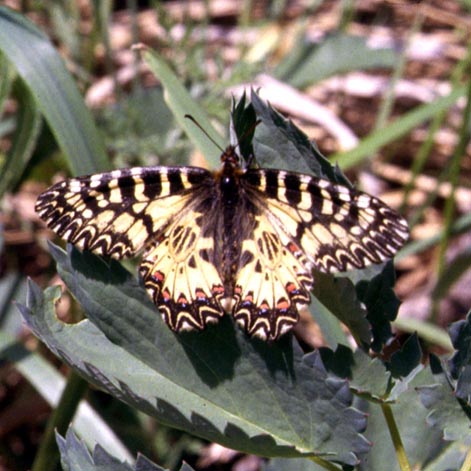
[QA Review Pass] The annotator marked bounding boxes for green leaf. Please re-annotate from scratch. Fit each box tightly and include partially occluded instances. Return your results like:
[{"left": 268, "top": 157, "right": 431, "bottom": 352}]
[
  {"left": 274, "top": 33, "right": 397, "bottom": 88},
  {"left": 312, "top": 273, "right": 371, "bottom": 348},
  {"left": 320, "top": 342, "right": 423, "bottom": 404},
  {"left": 250, "top": 91, "right": 350, "bottom": 185},
  {"left": 0, "top": 51, "right": 14, "bottom": 116},
  {"left": 307, "top": 297, "right": 350, "bottom": 349},
  {"left": 140, "top": 48, "right": 224, "bottom": 168},
  {"left": 417, "top": 356, "right": 471, "bottom": 442},
  {"left": 18, "top": 244, "right": 370, "bottom": 465},
  {"left": 349, "top": 350, "right": 391, "bottom": 402},
  {"left": 360, "top": 367, "right": 446, "bottom": 471},
  {"left": 230, "top": 92, "right": 257, "bottom": 162},
  {"left": 57, "top": 429, "right": 177, "bottom": 471},
  {"left": 57, "top": 429, "right": 97, "bottom": 471},
  {"left": 0, "top": 78, "right": 42, "bottom": 197},
  {"left": 389, "top": 333, "right": 422, "bottom": 379},
  {"left": 355, "top": 263, "right": 400, "bottom": 352},
  {"left": 0, "top": 6, "right": 109, "bottom": 175},
  {"left": 447, "top": 311, "right": 471, "bottom": 404},
  {"left": 422, "top": 436, "right": 471, "bottom": 471}
]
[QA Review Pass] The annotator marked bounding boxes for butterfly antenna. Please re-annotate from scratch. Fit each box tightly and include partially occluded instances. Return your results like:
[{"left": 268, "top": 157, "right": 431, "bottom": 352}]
[{"left": 184, "top": 115, "right": 224, "bottom": 152}]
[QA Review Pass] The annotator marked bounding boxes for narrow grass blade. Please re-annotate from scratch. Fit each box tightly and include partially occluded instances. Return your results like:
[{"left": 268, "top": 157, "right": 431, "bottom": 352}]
[
  {"left": 0, "top": 7, "right": 110, "bottom": 175},
  {"left": 140, "top": 47, "right": 224, "bottom": 167},
  {"left": 332, "top": 85, "right": 466, "bottom": 169},
  {"left": 0, "top": 80, "right": 42, "bottom": 197}
]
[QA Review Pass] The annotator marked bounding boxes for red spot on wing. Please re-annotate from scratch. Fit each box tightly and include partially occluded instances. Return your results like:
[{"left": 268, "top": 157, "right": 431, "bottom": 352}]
[
  {"left": 153, "top": 270, "right": 165, "bottom": 282},
  {"left": 286, "top": 282, "right": 297, "bottom": 293},
  {"left": 276, "top": 298, "right": 290, "bottom": 310},
  {"left": 287, "top": 242, "right": 301, "bottom": 255},
  {"left": 212, "top": 284, "right": 225, "bottom": 295},
  {"left": 162, "top": 288, "right": 171, "bottom": 300},
  {"left": 195, "top": 288, "right": 208, "bottom": 300}
]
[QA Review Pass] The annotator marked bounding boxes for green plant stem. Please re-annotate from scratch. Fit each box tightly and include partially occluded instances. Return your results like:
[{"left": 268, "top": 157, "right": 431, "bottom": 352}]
[
  {"left": 381, "top": 403, "right": 411, "bottom": 471},
  {"left": 374, "top": 13, "right": 422, "bottom": 136},
  {"left": 460, "top": 446, "right": 471, "bottom": 471},
  {"left": 431, "top": 45, "right": 471, "bottom": 322},
  {"left": 32, "top": 370, "right": 88, "bottom": 471},
  {"left": 401, "top": 39, "right": 468, "bottom": 220}
]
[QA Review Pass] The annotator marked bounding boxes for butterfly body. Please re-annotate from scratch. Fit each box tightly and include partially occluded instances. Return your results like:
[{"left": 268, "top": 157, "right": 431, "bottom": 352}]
[{"left": 36, "top": 146, "right": 409, "bottom": 341}]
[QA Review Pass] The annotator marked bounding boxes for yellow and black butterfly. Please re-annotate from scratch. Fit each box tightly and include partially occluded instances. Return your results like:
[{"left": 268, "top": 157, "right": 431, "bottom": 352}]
[{"left": 36, "top": 142, "right": 408, "bottom": 341}]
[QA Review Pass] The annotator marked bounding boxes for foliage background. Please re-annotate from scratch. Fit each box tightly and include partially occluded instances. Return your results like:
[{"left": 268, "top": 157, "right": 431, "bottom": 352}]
[{"left": 0, "top": 1, "right": 471, "bottom": 470}]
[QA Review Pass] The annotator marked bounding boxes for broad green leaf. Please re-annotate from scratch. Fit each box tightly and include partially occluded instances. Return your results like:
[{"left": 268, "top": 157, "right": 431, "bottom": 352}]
[
  {"left": 230, "top": 92, "right": 257, "bottom": 162},
  {"left": 251, "top": 91, "right": 350, "bottom": 185},
  {"left": 312, "top": 273, "right": 371, "bottom": 349},
  {"left": 355, "top": 263, "right": 400, "bottom": 352},
  {"left": 0, "top": 6, "right": 109, "bottom": 175},
  {"left": 447, "top": 312, "right": 471, "bottom": 404},
  {"left": 417, "top": 357, "right": 471, "bottom": 442},
  {"left": 18, "top": 244, "right": 370, "bottom": 466},
  {"left": 275, "top": 33, "right": 397, "bottom": 88},
  {"left": 349, "top": 350, "right": 391, "bottom": 402},
  {"left": 140, "top": 48, "right": 224, "bottom": 168},
  {"left": 389, "top": 333, "right": 422, "bottom": 379},
  {"left": 422, "top": 437, "right": 471, "bottom": 471},
  {"left": 360, "top": 367, "right": 446, "bottom": 471},
  {"left": 56, "top": 428, "right": 198, "bottom": 471},
  {"left": 307, "top": 297, "right": 350, "bottom": 349},
  {"left": 320, "top": 342, "right": 422, "bottom": 404},
  {"left": 57, "top": 429, "right": 174, "bottom": 471}
]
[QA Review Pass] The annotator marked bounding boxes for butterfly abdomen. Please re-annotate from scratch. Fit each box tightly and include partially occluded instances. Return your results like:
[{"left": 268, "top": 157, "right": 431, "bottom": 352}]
[{"left": 216, "top": 155, "right": 245, "bottom": 297}]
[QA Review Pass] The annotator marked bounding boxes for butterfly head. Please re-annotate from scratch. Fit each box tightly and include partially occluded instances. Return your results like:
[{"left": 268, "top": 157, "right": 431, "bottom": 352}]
[{"left": 220, "top": 145, "right": 241, "bottom": 171}]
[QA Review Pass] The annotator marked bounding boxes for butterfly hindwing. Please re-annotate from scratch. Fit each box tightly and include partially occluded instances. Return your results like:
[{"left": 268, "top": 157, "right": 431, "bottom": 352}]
[
  {"left": 139, "top": 198, "right": 225, "bottom": 332},
  {"left": 232, "top": 212, "right": 313, "bottom": 341},
  {"left": 35, "top": 166, "right": 212, "bottom": 259}
]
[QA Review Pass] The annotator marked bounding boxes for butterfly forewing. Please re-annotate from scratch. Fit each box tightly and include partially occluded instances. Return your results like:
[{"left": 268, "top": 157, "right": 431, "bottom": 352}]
[
  {"left": 242, "top": 168, "right": 409, "bottom": 274},
  {"left": 35, "top": 166, "right": 212, "bottom": 259}
]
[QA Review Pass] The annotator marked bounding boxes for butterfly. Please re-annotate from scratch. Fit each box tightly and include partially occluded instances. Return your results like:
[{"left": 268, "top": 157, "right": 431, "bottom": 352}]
[{"left": 35, "top": 145, "right": 409, "bottom": 341}]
